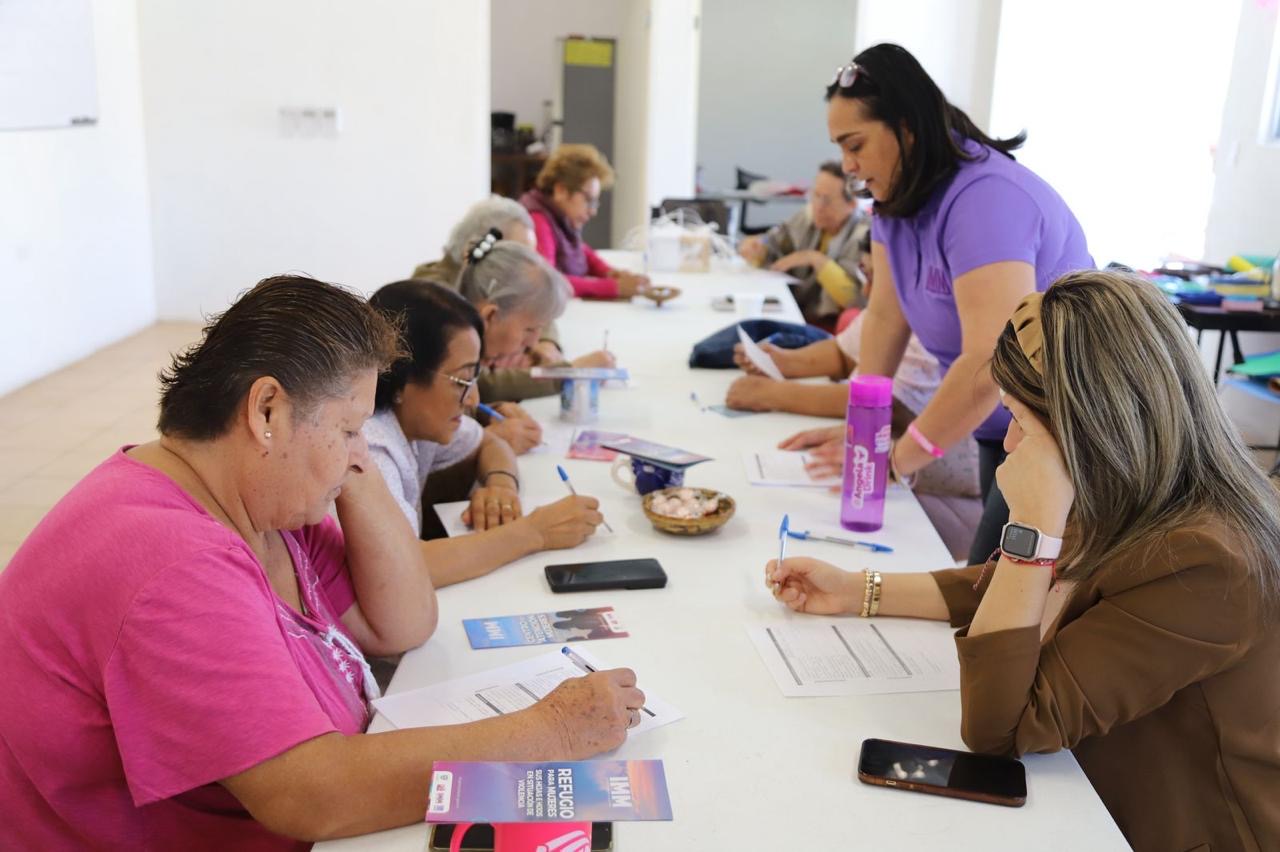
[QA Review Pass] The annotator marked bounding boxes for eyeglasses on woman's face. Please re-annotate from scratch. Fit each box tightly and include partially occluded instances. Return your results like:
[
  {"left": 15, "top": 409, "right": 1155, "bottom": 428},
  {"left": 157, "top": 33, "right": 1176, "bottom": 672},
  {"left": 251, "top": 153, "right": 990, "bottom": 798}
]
[{"left": 437, "top": 369, "right": 480, "bottom": 405}]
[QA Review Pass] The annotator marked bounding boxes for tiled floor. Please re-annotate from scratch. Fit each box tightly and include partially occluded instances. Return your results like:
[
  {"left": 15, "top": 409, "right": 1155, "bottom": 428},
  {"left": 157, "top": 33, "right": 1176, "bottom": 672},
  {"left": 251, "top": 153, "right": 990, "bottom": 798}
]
[
  {"left": 0, "top": 322, "right": 203, "bottom": 571},
  {"left": 0, "top": 321, "right": 1276, "bottom": 575}
]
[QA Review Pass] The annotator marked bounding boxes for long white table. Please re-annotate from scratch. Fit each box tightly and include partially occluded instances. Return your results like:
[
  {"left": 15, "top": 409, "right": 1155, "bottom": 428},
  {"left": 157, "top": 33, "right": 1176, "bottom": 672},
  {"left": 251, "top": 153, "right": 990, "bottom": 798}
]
[{"left": 317, "top": 258, "right": 1127, "bottom": 851}]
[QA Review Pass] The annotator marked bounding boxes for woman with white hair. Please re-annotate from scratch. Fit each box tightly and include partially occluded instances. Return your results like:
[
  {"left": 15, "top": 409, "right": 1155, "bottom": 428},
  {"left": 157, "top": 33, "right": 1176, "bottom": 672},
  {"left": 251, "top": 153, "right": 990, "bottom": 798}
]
[{"left": 413, "top": 197, "right": 614, "bottom": 408}]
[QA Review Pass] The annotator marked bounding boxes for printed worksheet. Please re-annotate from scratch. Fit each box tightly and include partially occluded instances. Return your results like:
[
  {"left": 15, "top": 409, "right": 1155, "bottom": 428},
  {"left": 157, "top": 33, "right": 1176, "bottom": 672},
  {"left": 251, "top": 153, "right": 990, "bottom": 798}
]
[
  {"left": 743, "top": 450, "right": 840, "bottom": 488},
  {"left": 747, "top": 619, "right": 960, "bottom": 697},
  {"left": 372, "top": 647, "right": 684, "bottom": 736}
]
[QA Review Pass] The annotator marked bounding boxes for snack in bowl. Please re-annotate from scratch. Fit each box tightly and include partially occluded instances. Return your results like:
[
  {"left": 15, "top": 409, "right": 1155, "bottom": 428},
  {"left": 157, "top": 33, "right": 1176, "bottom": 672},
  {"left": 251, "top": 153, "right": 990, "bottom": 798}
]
[
  {"left": 642, "top": 487, "right": 735, "bottom": 536},
  {"left": 641, "top": 285, "right": 681, "bottom": 307}
]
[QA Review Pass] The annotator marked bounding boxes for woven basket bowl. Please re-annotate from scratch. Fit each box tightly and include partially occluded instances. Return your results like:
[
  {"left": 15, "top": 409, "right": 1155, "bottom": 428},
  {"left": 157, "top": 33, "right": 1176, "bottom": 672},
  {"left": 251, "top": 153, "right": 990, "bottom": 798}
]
[{"left": 641, "top": 487, "right": 735, "bottom": 536}]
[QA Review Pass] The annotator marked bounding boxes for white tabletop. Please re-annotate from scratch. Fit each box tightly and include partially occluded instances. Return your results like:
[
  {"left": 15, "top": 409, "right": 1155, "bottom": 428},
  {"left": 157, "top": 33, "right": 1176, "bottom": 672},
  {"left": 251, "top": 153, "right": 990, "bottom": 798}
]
[{"left": 317, "top": 257, "right": 1126, "bottom": 851}]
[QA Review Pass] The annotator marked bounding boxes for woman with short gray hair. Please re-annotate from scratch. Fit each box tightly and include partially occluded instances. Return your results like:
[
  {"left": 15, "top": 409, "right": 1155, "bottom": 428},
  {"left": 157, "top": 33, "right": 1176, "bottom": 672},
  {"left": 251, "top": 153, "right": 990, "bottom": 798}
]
[{"left": 412, "top": 200, "right": 615, "bottom": 418}]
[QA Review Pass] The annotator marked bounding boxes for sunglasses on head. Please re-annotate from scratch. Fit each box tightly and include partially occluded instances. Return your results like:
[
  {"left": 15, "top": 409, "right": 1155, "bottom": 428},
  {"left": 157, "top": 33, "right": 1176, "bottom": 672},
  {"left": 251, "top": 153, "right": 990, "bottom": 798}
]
[{"left": 830, "top": 60, "right": 868, "bottom": 89}]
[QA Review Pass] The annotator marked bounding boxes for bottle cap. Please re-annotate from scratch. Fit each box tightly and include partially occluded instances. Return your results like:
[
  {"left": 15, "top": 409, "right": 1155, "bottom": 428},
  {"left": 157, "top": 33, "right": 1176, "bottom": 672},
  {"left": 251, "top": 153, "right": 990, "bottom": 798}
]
[{"left": 849, "top": 375, "right": 893, "bottom": 408}]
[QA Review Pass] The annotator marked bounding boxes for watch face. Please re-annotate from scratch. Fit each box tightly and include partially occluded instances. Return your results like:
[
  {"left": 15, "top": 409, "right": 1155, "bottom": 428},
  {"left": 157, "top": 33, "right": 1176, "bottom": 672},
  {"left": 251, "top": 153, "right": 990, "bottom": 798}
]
[{"left": 1001, "top": 524, "right": 1039, "bottom": 559}]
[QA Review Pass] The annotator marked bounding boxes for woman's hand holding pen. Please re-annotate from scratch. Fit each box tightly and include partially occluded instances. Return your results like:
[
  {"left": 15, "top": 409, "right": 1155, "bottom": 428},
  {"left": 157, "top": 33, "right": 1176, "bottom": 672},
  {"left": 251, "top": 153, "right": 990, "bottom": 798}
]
[
  {"left": 536, "top": 668, "right": 647, "bottom": 757},
  {"left": 525, "top": 496, "right": 603, "bottom": 550},
  {"left": 766, "top": 557, "right": 862, "bottom": 615}
]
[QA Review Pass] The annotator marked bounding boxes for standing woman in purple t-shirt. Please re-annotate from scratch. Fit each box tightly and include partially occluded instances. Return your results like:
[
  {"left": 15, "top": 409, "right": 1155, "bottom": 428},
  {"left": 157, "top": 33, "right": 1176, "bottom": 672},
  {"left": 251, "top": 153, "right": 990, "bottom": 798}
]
[{"left": 783, "top": 43, "right": 1092, "bottom": 564}]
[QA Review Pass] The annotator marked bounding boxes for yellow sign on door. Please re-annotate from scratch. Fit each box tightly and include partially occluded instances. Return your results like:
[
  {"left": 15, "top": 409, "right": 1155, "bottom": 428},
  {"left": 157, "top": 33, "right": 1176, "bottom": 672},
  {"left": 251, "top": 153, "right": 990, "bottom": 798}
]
[{"left": 564, "top": 39, "right": 613, "bottom": 68}]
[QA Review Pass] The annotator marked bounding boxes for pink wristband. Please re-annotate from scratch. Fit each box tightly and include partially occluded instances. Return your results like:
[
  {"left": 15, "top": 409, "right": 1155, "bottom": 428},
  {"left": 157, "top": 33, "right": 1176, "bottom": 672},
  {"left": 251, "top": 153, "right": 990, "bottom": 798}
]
[{"left": 906, "top": 422, "right": 945, "bottom": 458}]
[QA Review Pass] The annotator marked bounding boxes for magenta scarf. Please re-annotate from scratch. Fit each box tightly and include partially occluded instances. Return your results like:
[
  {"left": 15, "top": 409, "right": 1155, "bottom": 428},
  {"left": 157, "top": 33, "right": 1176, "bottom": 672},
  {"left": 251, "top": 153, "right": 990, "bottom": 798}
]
[{"left": 520, "top": 189, "right": 589, "bottom": 277}]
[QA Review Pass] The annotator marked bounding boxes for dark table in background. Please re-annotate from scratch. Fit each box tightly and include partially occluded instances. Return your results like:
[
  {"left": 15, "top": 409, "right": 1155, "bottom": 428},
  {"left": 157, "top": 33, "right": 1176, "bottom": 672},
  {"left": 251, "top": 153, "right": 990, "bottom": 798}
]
[{"left": 1175, "top": 303, "right": 1280, "bottom": 383}]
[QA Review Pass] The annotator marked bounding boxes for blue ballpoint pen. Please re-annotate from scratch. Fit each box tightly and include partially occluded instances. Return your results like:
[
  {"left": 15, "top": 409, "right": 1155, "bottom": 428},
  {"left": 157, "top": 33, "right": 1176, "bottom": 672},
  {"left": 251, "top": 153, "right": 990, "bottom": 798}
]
[
  {"left": 786, "top": 529, "right": 894, "bottom": 553},
  {"left": 476, "top": 402, "right": 505, "bottom": 422},
  {"left": 771, "top": 515, "right": 789, "bottom": 595},
  {"left": 556, "top": 465, "right": 614, "bottom": 532}
]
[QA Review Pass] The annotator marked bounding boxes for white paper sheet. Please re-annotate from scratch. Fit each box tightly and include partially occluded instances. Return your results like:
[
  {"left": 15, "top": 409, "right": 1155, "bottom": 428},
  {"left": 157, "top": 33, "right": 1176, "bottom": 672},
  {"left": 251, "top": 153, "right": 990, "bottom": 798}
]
[
  {"left": 736, "top": 325, "right": 786, "bottom": 381},
  {"left": 431, "top": 500, "right": 475, "bottom": 538},
  {"left": 747, "top": 619, "right": 960, "bottom": 697},
  {"left": 372, "top": 646, "right": 684, "bottom": 736},
  {"left": 742, "top": 450, "right": 840, "bottom": 488},
  {"left": 431, "top": 497, "right": 614, "bottom": 538}
]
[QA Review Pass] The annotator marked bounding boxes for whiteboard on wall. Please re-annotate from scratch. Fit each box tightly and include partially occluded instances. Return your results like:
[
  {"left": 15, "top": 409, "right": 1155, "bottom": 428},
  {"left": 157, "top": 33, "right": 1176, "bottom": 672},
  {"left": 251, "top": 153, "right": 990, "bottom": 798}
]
[{"left": 0, "top": 0, "right": 98, "bottom": 131}]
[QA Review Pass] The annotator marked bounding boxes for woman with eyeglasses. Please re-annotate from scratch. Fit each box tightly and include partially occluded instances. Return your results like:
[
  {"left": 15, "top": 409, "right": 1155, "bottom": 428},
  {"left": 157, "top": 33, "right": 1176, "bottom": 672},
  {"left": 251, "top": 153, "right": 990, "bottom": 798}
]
[
  {"left": 362, "top": 279, "right": 604, "bottom": 587},
  {"left": 521, "top": 143, "right": 651, "bottom": 300},
  {"left": 444, "top": 234, "right": 576, "bottom": 456},
  {"left": 780, "top": 43, "right": 1093, "bottom": 565},
  {"left": 738, "top": 160, "right": 869, "bottom": 328}
]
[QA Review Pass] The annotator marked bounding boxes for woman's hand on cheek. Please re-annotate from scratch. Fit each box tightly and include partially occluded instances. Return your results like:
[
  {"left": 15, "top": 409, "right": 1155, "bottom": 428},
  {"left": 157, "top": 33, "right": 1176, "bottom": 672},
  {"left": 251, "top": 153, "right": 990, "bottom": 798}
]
[{"left": 995, "top": 404, "right": 1074, "bottom": 537}]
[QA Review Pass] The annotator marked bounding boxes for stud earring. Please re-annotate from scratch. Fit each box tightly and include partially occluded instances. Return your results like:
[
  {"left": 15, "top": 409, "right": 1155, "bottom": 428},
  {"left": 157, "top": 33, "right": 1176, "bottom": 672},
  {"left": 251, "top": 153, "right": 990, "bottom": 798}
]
[{"left": 264, "top": 430, "right": 272, "bottom": 438}]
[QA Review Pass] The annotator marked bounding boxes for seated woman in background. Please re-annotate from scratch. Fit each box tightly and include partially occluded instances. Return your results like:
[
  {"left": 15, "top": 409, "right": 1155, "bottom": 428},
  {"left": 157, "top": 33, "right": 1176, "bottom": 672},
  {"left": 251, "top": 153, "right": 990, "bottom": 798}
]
[
  {"left": 0, "top": 276, "right": 644, "bottom": 848},
  {"left": 766, "top": 270, "right": 1280, "bottom": 851},
  {"left": 412, "top": 196, "right": 614, "bottom": 405},
  {"left": 727, "top": 244, "right": 980, "bottom": 557},
  {"left": 738, "top": 160, "right": 870, "bottom": 329},
  {"left": 364, "top": 278, "right": 605, "bottom": 583},
  {"left": 522, "top": 143, "right": 651, "bottom": 300}
]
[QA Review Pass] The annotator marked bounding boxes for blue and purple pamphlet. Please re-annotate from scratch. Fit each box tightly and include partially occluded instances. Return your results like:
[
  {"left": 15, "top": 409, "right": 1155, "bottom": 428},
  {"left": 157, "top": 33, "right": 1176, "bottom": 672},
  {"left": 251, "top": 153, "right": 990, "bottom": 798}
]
[
  {"left": 426, "top": 760, "right": 672, "bottom": 823},
  {"left": 463, "top": 607, "right": 628, "bottom": 649}
]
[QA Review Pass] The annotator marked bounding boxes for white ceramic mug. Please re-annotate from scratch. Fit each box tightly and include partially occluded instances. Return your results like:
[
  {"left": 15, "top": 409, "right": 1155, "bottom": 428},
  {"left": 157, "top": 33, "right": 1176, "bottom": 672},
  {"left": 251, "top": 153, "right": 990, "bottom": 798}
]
[{"left": 734, "top": 292, "right": 766, "bottom": 319}]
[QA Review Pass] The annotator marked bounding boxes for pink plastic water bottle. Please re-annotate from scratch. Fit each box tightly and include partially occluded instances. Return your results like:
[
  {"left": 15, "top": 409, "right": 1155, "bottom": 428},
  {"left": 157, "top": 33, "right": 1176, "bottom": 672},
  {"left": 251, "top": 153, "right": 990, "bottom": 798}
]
[{"left": 840, "top": 375, "right": 893, "bottom": 532}]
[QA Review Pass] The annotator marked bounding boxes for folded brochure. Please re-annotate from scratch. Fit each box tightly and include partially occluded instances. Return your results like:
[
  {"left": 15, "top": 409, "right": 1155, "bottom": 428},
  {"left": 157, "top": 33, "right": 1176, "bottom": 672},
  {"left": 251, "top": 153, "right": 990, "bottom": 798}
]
[
  {"left": 427, "top": 760, "right": 672, "bottom": 823},
  {"left": 567, "top": 430, "right": 627, "bottom": 461},
  {"left": 531, "top": 366, "right": 630, "bottom": 381},
  {"left": 464, "top": 607, "right": 628, "bottom": 649},
  {"left": 599, "top": 436, "right": 711, "bottom": 470}
]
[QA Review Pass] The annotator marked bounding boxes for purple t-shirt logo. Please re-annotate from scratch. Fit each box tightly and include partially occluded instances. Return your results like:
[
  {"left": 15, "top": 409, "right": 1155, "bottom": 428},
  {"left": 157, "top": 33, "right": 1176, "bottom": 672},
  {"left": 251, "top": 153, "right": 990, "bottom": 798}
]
[{"left": 924, "top": 266, "right": 952, "bottom": 297}]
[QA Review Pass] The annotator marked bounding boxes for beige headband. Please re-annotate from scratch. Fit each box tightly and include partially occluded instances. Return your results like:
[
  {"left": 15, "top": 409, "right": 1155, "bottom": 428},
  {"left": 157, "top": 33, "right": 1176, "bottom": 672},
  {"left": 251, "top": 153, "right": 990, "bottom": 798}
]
[{"left": 1011, "top": 292, "right": 1045, "bottom": 375}]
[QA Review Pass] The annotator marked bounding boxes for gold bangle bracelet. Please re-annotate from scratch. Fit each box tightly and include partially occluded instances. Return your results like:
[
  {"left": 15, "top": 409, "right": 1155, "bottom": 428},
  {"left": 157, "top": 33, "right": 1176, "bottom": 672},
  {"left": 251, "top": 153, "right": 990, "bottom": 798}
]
[
  {"left": 868, "top": 571, "right": 883, "bottom": 617},
  {"left": 859, "top": 570, "right": 875, "bottom": 617}
]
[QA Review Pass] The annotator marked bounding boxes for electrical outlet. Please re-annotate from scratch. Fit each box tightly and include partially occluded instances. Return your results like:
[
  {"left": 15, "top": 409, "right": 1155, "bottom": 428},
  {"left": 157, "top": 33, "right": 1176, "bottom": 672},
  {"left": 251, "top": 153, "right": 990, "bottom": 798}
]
[{"left": 278, "top": 106, "right": 341, "bottom": 138}]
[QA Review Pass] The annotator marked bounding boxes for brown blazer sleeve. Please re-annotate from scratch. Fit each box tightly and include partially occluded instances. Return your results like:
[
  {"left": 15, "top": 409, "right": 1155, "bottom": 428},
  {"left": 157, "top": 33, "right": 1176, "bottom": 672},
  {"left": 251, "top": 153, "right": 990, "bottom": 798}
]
[
  {"left": 930, "top": 564, "right": 993, "bottom": 628},
  {"left": 953, "top": 551, "right": 1256, "bottom": 758}
]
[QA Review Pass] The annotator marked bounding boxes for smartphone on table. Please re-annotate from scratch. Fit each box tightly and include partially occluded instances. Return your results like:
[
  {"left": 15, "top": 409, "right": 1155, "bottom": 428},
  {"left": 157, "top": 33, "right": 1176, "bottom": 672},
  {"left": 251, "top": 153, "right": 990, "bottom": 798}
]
[
  {"left": 544, "top": 558, "right": 668, "bottom": 593},
  {"left": 856, "top": 738, "right": 1026, "bottom": 807},
  {"left": 429, "top": 822, "right": 613, "bottom": 851}
]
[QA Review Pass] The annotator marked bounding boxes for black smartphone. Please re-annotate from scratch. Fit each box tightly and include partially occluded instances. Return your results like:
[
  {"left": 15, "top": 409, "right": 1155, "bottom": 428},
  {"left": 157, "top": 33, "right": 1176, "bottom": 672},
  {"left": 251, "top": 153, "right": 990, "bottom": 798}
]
[
  {"left": 544, "top": 558, "right": 668, "bottom": 593},
  {"left": 429, "top": 822, "right": 613, "bottom": 851},
  {"left": 857, "top": 738, "right": 1026, "bottom": 807}
]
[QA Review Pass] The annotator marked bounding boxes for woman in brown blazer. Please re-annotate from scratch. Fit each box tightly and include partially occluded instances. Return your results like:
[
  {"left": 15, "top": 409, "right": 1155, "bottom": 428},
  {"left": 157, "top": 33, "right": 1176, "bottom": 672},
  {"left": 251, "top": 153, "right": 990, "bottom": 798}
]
[{"left": 766, "top": 269, "right": 1280, "bottom": 852}]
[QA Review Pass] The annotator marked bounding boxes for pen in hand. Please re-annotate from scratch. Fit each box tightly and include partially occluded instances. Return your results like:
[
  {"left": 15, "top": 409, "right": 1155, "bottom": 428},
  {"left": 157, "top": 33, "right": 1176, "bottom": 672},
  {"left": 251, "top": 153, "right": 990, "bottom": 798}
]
[
  {"left": 476, "top": 402, "right": 505, "bottom": 422},
  {"left": 773, "top": 514, "right": 789, "bottom": 596},
  {"left": 556, "top": 464, "right": 614, "bottom": 533},
  {"left": 562, "top": 646, "right": 654, "bottom": 717}
]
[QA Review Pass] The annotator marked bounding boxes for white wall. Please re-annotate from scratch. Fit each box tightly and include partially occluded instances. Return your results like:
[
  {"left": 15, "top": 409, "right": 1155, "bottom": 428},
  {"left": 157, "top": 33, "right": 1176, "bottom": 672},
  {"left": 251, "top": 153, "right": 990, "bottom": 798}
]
[
  {"left": 1206, "top": 0, "right": 1280, "bottom": 262},
  {"left": 138, "top": 1, "right": 490, "bottom": 319},
  {"left": 855, "top": 0, "right": 1002, "bottom": 131},
  {"left": 611, "top": 0, "right": 654, "bottom": 248},
  {"left": 990, "top": 0, "right": 1238, "bottom": 268},
  {"left": 645, "top": 0, "right": 700, "bottom": 207},
  {"left": 696, "top": 0, "right": 856, "bottom": 191},
  {"left": 0, "top": 0, "right": 155, "bottom": 397},
  {"left": 490, "top": 0, "right": 628, "bottom": 134}
]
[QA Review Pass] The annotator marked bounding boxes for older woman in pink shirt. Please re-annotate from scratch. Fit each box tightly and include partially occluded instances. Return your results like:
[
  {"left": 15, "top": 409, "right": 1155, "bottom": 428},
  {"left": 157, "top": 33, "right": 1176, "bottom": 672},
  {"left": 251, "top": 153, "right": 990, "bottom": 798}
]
[
  {"left": 0, "top": 276, "right": 646, "bottom": 849},
  {"left": 521, "top": 143, "right": 651, "bottom": 300}
]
